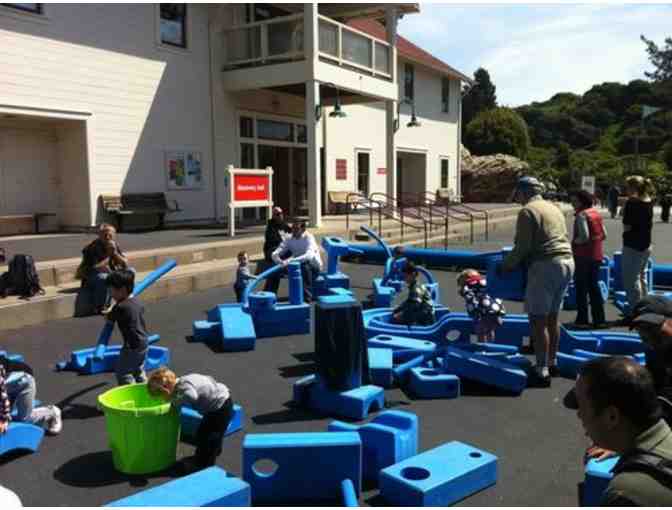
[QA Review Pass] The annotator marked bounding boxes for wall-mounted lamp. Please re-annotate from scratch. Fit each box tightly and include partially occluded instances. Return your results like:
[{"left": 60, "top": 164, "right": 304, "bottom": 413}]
[
  {"left": 394, "top": 98, "right": 421, "bottom": 132},
  {"left": 315, "top": 83, "right": 347, "bottom": 121}
]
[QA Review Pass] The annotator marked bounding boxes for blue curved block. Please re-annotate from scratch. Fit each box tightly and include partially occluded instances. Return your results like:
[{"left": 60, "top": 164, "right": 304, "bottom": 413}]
[
  {"left": 457, "top": 342, "right": 519, "bottom": 355},
  {"left": 443, "top": 346, "right": 527, "bottom": 394},
  {"left": 596, "top": 337, "right": 644, "bottom": 356},
  {"left": 243, "top": 432, "right": 362, "bottom": 504},
  {"left": 557, "top": 352, "right": 588, "bottom": 379},
  {"left": 0, "top": 422, "right": 44, "bottom": 456},
  {"left": 409, "top": 368, "right": 460, "bottom": 399},
  {"left": 293, "top": 375, "right": 385, "bottom": 420},
  {"left": 583, "top": 457, "right": 619, "bottom": 506},
  {"left": 55, "top": 337, "right": 168, "bottom": 374},
  {"left": 368, "top": 335, "right": 437, "bottom": 354},
  {"left": 373, "top": 278, "right": 397, "bottom": 308},
  {"left": 195, "top": 304, "right": 256, "bottom": 351},
  {"left": 180, "top": 404, "right": 244, "bottom": 441},
  {"left": 380, "top": 441, "right": 497, "bottom": 506},
  {"left": 0, "top": 351, "right": 23, "bottom": 362},
  {"left": 559, "top": 328, "right": 600, "bottom": 354},
  {"left": 504, "top": 354, "right": 533, "bottom": 370},
  {"left": 329, "top": 411, "right": 419, "bottom": 482},
  {"left": 106, "top": 467, "right": 250, "bottom": 507},
  {"left": 368, "top": 348, "right": 393, "bottom": 388},
  {"left": 341, "top": 479, "right": 358, "bottom": 507}
]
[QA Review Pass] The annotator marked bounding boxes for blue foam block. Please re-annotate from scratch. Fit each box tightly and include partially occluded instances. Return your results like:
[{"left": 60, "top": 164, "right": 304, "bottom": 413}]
[
  {"left": 191, "top": 320, "right": 219, "bottom": 343},
  {"left": 408, "top": 368, "right": 460, "bottom": 399},
  {"left": 341, "top": 479, "right": 358, "bottom": 507},
  {"left": 296, "top": 375, "right": 385, "bottom": 420},
  {"left": 329, "top": 410, "right": 419, "bottom": 481},
  {"left": 252, "top": 303, "right": 311, "bottom": 338},
  {"left": 180, "top": 404, "right": 244, "bottom": 441},
  {"left": 368, "top": 348, "right": 394, "bottom": 388},
  {"left": 0, "top": 351, "right": 24, "bottom": 362},
  {"left": 106, "top": 467, "right": 250, "bottom": 507},
  {"left": 394, "top": 354, "right": 435, "bottom": 384},
  {"left": 559, "top": 328, "right": 600, "bottom": 354},
  {"left": 557, "top": 352, "right": 588, "bottom": 379},
  {"left": 219, "top": 306, "right": 256, "bottom": 350},
  {"left": 373, "top": 278, "right": 397, "bottom": 308},
  {"left": 329, "top": 287, "right": 354, "bottom": 297},
  {"left": 456, "top": 342, "right": 519, "bottom": 355},
  {"left": 596, "top": 337, "right": 644, "bottom": 356},
  {"left": 55, "top": 340, "right": 168, "bottom": 375},
  {"left": 368, "top": 335, "right": 437, "bottom": 354},
  {"left": 504, "top": 354, "right": 533, "bottom": 370},
  {"left": 243, "top": 432, "right": 362, "bottom": 503},
  {"left": 380, "top": 441, "right": 497, "bottom": 506},
  {"left": 0, "top": 422, "right": 44, "bottom": 456},
  {"left": 583, "top": 457, "right": 619, "bottom": 506},
  {"left": 443, "top": 346, "right": 527, "bottom": 394}
]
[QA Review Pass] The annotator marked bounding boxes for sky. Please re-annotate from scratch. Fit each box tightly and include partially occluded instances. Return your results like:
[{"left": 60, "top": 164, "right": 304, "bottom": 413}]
[{"left": 397, "top": 2, "right": 672, "bottom": 107}]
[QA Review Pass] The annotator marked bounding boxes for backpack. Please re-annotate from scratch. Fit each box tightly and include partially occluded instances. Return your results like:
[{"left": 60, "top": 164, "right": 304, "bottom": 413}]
[
  {"left": 0, "top": 254, "right": 44, "bottom": 299},
  {"left": 613, "top": 449, "right": 672, "bottom": 490}
]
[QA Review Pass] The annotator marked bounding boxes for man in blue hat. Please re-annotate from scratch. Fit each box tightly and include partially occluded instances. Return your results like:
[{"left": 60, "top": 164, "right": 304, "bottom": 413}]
[{"left": 500, "top": 176, "right": 574, "bottom": 387}]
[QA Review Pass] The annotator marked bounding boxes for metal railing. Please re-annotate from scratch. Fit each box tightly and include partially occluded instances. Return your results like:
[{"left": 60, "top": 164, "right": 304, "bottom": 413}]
[{"left": 421, "top": 191, "right": 490, "bottom": 242}]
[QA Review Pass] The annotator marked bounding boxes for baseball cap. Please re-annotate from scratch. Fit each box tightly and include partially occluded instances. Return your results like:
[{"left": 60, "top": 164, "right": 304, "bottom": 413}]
[{"left": 623, "top": 295, "right": 672, "bottom": 329}]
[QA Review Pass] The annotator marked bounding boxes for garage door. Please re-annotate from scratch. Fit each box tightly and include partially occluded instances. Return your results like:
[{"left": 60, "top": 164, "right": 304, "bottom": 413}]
[{"left": 0, "top": 129, "right": 58, "bottom": 216}]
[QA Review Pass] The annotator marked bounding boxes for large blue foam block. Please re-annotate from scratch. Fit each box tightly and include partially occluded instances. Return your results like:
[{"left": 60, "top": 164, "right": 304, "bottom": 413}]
[
  {"left": 368, "top": 335, "right": 437, "bottom": 354},
  {"left": 368, "top": 348, "right": 394, "bottom": 388},
  {"left": 408, "top": 368, "right": 460, "bottom": 399},
  {"left": 341, "top": 478, "right": 358, "bottom": 507},
  {"left": 380, "top": 441, "right": 498, "bottom": 506},
  {"left": 218, "top": 305, "right": 257, "bottom": 350},
  {"left": 180, "top": 404, "right": 244, "bottom": 441},
  {"left": 443, "top": 346, "right": 527, "bottom": 394},
  {"left": 557, "top": 352, "right": 588, "bottom": 379},
  {"left": 0, "top": 422, "right": 44, "bottom": 456},
  {"left": 106, "top": 467, "right": 250, "bottom": 507},
  {"left": 329, "top": 410, "right": 419, "bottom": 481},
  {"left": 293, "top": 375, "right": 385, "bottom": 420},
  {"left": 583, "top": 457, "right": 619, "bottom": 506},
  {"left": 243, "top": 432, "right": 362, "bottom": 503}
]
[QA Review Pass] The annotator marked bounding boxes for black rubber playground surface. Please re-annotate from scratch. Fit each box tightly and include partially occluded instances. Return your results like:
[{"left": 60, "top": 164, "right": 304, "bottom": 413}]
[{"left": 0, "top": 253, "right": 635, "bottom": 507}]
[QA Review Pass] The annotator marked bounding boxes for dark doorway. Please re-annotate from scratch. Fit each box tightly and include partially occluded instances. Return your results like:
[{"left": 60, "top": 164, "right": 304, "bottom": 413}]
[
  {"left": 357, "top": 151, "right": 370, "bottom": 197},
  {"left": 258, "top": 145, "right": 291, "bottom": 215}
]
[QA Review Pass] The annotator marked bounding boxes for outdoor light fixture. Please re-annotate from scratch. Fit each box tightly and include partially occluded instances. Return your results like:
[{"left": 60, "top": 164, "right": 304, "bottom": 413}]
[
  {"left": 315, "top": 83, "right": 347, "bottom": 121},
  {"left": 394, "top": 99, "right": 422, "bottom": 132}
]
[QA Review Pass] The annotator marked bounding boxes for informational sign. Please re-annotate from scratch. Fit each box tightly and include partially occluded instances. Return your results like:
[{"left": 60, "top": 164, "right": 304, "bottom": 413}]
[
  {"left": 336, "top": 159, "right": 347, "bottom": 180},
  {"left": 377, "top": 167, "right": 386, "bottom": 175},
  {"left": 581, "top": 175, "right": 596, "bottom": 195},
  {"left": 233, "top": 174, "right": 270, "bottom": 202},
  {"left": 227, "top": 165, "right": 273, "bottom": 237},
  {"left": 166, "top": 151, "right": 203, "bottom": 190}
]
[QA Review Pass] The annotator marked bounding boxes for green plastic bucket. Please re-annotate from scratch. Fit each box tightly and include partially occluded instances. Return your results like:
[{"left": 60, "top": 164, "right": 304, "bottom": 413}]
[{"left": 97, "top": 383, "right": 180, "bottom": 475}]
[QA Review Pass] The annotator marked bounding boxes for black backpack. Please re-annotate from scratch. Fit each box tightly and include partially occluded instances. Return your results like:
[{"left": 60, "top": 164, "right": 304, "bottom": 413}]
[
  {"left": 613, "top": 449, "right": 672, "bottom": 490},
  {"left": 0, "top": 254, "right": 44, "bottom": 299}
]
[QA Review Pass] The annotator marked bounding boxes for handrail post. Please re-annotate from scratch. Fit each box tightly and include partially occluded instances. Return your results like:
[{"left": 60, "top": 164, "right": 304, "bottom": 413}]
[
  {"left": 485, "top": 211, "right": 489, "bottom": 241},
  {"left": 470, "top": 213, "right": 474, "bottom": 244},
  {"left": 346, "top": 200, "right": 350, "bottom": 235},
  {"left": 369, "top": 203, "right": 373, "bottom": 225},
  {"left": 401, "top": 207, "right": 404, "bottom": 243},
  {"left": 424, "top": 221, "right": 428, "bottom": 248},
  {"left": 378, "top": 204, "right": 382, "bottom": 235},
  {"left": 444, "top": 216, "right": 448, "bottom": 249}
]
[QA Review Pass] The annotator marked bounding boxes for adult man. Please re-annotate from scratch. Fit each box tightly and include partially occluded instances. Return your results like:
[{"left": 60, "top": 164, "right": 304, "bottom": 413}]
[
  {"left": 607, "top": 185, "right": 620, "bottom": 219},
  {"left": 267, "top": 221, "right": 322, "bottom": 302},
  {"left": 564, "top": 357, "right": 672, "bottom": 506},
  {"left": 263, "top": 207, "right": 291, "bottom": 265},
  {"left": 500, "top": 176, "right": 574, "bottom": 387}
]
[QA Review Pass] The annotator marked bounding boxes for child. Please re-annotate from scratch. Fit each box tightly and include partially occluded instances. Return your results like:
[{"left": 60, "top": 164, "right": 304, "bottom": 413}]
[
  {"left": 0, "top": 355, "right": 62, "bottom": 436},
  {"left": 105, "top": 270, "right": 149, "bottom": 386},
  {"left": 457, "top": 269, "right": 506, "bottom": 342},
  {"left": 148, "top": 367, "right": 233, "bottom": 473},
  {"left": 392, "top": 262, "right": 436, "bottom": 326},
  {"left": 386, "top": 246, "right": 406, "bottom": 288},
  {"left": 234, "top": 251, "right": 255, "bottom": 303}
]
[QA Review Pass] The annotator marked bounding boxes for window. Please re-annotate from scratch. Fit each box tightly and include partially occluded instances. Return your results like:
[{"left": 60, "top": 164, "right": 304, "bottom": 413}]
[
  {"left": 2, "top": 3, "right": 42, "bottom": 14},
  {"left": 404, "top": 63, "right": 415, "bottom": 102},
  {"left": 240, "top": 117, "right": 254, "bottom": 138},
  {"left": 442, "top": 78, "right": 450, "bottom": 113},
  {"left": 297, "top": 125, "right": 307, "bottom": 144},
  {"left": 160, "top": 4, "right": 187, "bottom": 49},
  {"left": 440, "top": 158, "right": 450, "bottom": 189},
  {"left": 240, "top": 143, "right": 255, "bottom": 168},
  {"left": 357, "top": 151, "right": 370, "bottom": 197},
  {"left": 257, "top": 119, "right": 293, "bottom": 142}
]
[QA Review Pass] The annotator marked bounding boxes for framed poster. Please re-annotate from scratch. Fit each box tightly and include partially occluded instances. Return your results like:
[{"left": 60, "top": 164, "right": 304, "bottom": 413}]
[{"left": 166, "top": 150, "right": 203, "bottom": 190}]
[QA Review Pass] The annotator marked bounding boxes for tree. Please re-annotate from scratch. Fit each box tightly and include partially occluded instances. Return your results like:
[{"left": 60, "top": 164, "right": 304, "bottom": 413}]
[
  {"left": 641, "top": 35, "right": 672, "bottom": 82},
  {"left": 464, "top": 107, "right": 530, "bottom": 159},
  {"left": 462, "top": 68, "right": 497, "bottom": 129}
]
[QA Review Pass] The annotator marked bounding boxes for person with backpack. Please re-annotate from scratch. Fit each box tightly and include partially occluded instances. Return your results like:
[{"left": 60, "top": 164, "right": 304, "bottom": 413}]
[
  {"left": 564, "top": 356, "right": 672, "bottom": 506},
  {"left": 0, "top": 254, "right": 43, "bottom": 300},
  {"left": 78, "top": 224, "right": 129, "bottom": 314}
]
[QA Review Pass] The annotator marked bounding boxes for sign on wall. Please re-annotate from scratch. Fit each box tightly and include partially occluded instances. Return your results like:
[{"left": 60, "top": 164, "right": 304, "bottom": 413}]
[
  {"left": 581, "top": 175, "right": 596, "bottom": 195},
  {"left": 166, "top": 151, "right": 203, "bottom": 190},
  {"left": 336, "top": 159, "right": 347, "bottom": 180},
  {"left": 233, "top": 174, "right": 270, "bottom": 202},
  {"left": 377, "top": 167, "right": 386, "bottom": 175}
]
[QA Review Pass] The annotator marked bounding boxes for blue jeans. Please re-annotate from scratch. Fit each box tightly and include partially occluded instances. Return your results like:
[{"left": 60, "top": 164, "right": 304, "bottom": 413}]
[
  {"left": 5, "top": 372, "right": 55, "bottom": 428},
  {"left": 85, "top": 270, "right": 111, "bottom": 310}
]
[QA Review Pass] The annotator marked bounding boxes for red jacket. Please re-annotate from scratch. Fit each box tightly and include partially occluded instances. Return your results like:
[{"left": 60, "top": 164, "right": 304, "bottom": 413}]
[{"left": 573, "top": 207, "right": 605, "bottom": 261}]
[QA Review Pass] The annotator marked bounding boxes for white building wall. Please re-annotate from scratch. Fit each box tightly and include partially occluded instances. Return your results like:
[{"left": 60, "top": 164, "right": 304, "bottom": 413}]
[{"left": 0, "top": 4, "right": 215, "bottom": 226}]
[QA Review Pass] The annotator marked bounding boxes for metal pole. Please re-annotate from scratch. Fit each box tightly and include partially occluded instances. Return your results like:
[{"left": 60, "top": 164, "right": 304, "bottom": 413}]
[
  {"left": 470, "top": 214, "right": 474, "bottom": 244},
  {"left": 401, "top": 207, "right": 404, "bottom": 243},
  {"left": 444, "top": 216, "right": 448, "bottom": 249},
  {"left": 485, "top": 212, "right": 489, "bottom": 241}
]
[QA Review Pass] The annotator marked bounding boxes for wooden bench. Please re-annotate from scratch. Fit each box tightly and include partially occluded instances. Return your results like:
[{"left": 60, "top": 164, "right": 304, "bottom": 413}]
[
  {"left": 328, "top": 191, "right": 365, "bottom": 214},
  {"left": 100, "top": 193, "right": 181, "bottom": 232},
  {"left": 0, "top": 213, "right": 57, "bottom": 236}
]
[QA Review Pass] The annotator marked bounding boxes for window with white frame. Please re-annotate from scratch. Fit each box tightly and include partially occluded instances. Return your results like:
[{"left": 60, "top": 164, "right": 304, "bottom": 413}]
[
  {"left": 440, "top": 158, "right": 450, "bottom": 189},
  {"left": 404, "top": 63, "right": 415, "bottom": 102},
  {"left": 159, "top": 4, "right": 187, "bottom": 49},
  {"left": 442, "top": 77, "right": 450, "bottom": 113},
  {"left": 2, "top": 3, "right": 42, "bottom": 14}
]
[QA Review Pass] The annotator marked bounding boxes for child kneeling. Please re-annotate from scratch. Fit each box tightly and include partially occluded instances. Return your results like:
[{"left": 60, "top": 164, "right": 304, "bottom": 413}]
[
  {"left": 148, "top": 368, "right": 233, "bottom": 473},
  {"left": 457, "top": 269, "right": 506, "bottom": 342},
  {"left": 0, "top": 356, "right": 62, "bottom": 436},
  {"left": 392, "top": 262, "right": 436, "bottom": 326}
]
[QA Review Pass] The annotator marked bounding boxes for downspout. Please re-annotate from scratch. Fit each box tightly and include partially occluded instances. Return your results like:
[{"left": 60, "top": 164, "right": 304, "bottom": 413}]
[
  {"left": 207, "top": 8, "right": 221, "bottom": 223},
  {"left": 457, "top": 80, "right": 463, "bottom": 202}
]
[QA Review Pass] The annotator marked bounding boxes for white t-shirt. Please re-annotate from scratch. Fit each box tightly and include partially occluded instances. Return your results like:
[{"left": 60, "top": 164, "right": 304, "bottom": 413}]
[{"left": 271, "top": 232, "right": 323, "bottom": 270}]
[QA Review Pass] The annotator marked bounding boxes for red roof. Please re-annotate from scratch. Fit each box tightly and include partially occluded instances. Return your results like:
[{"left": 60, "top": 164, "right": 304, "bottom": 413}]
[{"left": 347, "top": 18, "right": 471, "bottom": 82}]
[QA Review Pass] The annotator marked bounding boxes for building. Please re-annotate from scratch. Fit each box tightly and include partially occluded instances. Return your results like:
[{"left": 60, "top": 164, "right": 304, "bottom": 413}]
[{"left": 0, "top": 3, "right": 470, "bottom": 232}]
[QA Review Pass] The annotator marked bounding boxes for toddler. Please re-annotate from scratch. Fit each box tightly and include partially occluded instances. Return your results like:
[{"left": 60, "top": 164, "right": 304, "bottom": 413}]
[
  {"left": 392, "top": 262, "right": 436, "bottom": 326},
  {"left": 234, "top": 251, "right": 255, "bottom": 303},
  {"left": 457, "top": 269, "right": 506, "bottom": 342}
]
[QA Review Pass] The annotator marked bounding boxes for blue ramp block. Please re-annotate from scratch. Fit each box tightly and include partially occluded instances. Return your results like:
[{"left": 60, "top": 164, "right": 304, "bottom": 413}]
[
  {"left": 443, "top": 346, "right": 527, "bottom": 394},
  {"left": 368, "top": 348, "right": 394, "bottom": 388},
  {"left": 55, "top": 340, "right": 169, "bottom": 375},
  {"left": 106, "top": 467, "right": 250, "bottom": 507},
  {"left": 295, "top": 375, "right": 385, "bottom": 420},
  {"left": 218, "top": 305, "right": 256, "bottom": 351},
  {"left": 329, "top": 410, "right": 419, "bottom": 482},
  {"left": 243, "top": 432, "right": 362, "bottom": 504},
  {"left": 557, "top": 352, "right": 589, "bottom": 379},
  {"left": 180, "top": 404, "right": 244, "bottom": 441},
  {"left": 0, "top": 423, "right": 44, "bottom": 456},
  {"left": 583, "top": 457, "right": 619, "bottom": 506},
  {"left": 380, "top": 441, "right": 498, "bottom": 506},
  {"left": 408, "top": 368, "right": 460, "bottom": 399},
  {"left": 368, "top": 335, "right": 437, "bottom": 354}
]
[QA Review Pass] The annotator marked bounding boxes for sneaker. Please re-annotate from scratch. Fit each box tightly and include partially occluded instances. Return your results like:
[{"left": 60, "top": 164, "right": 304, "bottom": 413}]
[
  {"left": 47, "top": 405, "right": 62, "bottom": 435},
  {"left": 527, "top": 370, "right": 552, "bottom": 388}
]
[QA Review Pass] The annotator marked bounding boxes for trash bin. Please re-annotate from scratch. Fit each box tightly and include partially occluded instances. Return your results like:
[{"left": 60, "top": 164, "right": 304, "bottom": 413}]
[{"left": 98, "top": 383, "right": 180, "bottom": 475}]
